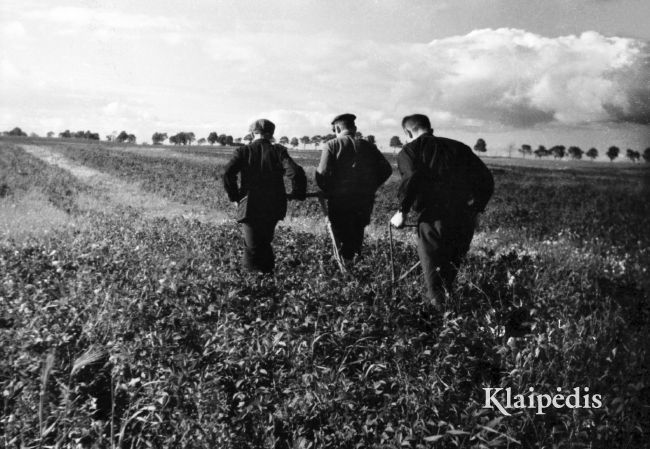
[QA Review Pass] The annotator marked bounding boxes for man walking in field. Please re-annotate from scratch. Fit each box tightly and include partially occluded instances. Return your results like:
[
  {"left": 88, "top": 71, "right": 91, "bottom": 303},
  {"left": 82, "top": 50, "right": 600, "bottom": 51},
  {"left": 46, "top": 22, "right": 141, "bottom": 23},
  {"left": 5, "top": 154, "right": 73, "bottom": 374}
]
[
  {"left": 316, "top": 113, "right": 392, "bottom": 263},
  {"left": 390, "top": 114, "right": 494, "bottom": 308},
  {"left": 223, "top": 119, "right": 306, "bottom": 273}
]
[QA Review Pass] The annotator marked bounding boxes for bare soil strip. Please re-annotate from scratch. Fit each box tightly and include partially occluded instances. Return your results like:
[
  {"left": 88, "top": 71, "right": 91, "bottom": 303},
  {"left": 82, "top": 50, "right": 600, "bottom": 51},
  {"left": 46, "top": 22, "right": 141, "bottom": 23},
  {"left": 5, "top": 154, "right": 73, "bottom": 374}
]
[
  {"left": 18, "top": 144, "right": 419, "bottom": 246},
  {"left": 20, "top": 145, "right": 228, "bottom": 223}
]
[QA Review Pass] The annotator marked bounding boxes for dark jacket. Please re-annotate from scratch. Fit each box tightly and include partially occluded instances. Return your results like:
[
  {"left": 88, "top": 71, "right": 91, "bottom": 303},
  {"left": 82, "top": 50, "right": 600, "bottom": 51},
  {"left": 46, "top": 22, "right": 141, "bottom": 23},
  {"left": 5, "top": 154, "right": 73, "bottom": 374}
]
[
  {"left": 223, "top": 139, "right": 306, "bottom": 222},
  {"left": 397, "top": 133, "right": 494, "bottom": 222},
  {"left": 315, "top": 130, "right": 392, "bottom": 199}
]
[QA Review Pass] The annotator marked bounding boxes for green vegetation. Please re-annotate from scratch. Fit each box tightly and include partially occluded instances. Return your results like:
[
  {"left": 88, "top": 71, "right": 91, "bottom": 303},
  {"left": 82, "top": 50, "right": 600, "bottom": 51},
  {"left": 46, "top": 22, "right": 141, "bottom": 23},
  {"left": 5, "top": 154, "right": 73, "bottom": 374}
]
[{"left": 1, "top": 144, "right": 648, "bottom": 447}]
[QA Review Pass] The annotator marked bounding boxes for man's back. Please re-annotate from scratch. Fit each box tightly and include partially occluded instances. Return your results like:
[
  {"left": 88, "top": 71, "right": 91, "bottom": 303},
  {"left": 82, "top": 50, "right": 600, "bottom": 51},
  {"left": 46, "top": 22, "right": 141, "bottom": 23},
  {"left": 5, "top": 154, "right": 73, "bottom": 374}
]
[
  {"left": 397, "top": 134, "right": 493, "bottom": 221},
  {"left": 223, "top": 139, "right": 305, "bottom": 222},
  {"left": 316, "top": 132, "right": 392, "bottom": 198}
]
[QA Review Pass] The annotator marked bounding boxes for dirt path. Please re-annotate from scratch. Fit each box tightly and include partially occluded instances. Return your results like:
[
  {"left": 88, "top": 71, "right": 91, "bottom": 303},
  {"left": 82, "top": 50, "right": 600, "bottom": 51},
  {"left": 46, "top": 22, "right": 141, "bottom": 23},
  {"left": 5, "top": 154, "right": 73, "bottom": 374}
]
[
  {"left": 20, "top": 145, "right": 229, "bottom": 223},
  {"left": 19, "top": 144, "right": 416, "bottom": 245}
]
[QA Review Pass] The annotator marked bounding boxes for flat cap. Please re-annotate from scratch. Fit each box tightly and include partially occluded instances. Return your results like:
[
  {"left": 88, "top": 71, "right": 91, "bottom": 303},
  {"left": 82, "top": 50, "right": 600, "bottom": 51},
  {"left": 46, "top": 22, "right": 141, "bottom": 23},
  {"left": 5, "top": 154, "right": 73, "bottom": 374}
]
[
  {"left": 330, "top": 113, "right": 356, "bottom": 125},
  {"left": 249, "top": 118, "right": 276, "bottom": 135}
]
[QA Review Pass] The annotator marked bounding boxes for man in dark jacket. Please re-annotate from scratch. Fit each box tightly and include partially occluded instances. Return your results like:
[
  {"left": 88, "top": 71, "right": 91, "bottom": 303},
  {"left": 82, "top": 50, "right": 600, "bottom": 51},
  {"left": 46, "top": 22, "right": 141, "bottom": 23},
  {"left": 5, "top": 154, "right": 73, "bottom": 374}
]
[
  {"left": 223, "top": 119, "right": 306, "bottom": 273},
  {"left": 316, "top": 113, "right": 392, "bottom": 262},
  {"left": 391, "top": 114, "right": 494, "bottom": 307}
]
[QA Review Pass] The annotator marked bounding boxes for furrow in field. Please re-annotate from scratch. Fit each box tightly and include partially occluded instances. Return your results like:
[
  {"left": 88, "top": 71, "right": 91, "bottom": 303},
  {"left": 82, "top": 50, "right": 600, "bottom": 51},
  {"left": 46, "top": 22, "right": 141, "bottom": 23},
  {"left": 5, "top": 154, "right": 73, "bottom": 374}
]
[
  {"left": 20, "top": 144, "right": 229, "bottom": 223},
  {"left": 18, "top": 144, "right": 419, "bottom": 245}
]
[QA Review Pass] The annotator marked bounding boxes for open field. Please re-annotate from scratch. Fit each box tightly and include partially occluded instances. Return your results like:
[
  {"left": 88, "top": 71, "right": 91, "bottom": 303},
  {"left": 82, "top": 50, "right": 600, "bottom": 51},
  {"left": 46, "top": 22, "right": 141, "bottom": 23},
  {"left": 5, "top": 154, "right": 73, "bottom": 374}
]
[{"left": 1, "top": 140, "right": 649, "bottom": 448}]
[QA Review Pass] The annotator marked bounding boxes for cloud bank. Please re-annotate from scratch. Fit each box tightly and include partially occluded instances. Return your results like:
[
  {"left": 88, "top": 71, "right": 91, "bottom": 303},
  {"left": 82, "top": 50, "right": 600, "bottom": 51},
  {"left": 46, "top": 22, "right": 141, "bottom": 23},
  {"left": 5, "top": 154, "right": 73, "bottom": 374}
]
[
  {"left": 198, "top": 27, "right": 649, "bottom": 136},
  {"left": 2, "top": 14, "right": 648, "bottom": 145}
]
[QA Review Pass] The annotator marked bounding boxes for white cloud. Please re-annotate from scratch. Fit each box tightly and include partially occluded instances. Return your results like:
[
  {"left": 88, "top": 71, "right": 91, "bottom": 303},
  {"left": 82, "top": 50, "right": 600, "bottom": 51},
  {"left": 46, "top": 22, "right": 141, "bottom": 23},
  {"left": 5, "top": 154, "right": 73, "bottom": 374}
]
[
  {"left": 2, "top": 21, "right": 26, "bottom": 38},
  {"left": 393, "top": 28, "right": 649, "bottom": 126},
  {"left": 1, "top": 59, "right": 21, "bottom": 81},
  {"left": 199, "top": 28, "right": 648, "bottom": 129},
  {"left": 27, "top": 6, "right": 185, "bottom": 31},
  {"left": 102, "top": 101, "right": 154, "bottom": 121}
]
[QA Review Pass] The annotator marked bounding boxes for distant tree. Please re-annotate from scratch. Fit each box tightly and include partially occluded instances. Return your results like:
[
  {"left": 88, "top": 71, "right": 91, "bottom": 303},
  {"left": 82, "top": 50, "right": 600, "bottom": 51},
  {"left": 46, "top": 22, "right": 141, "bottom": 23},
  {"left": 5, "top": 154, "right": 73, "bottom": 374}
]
[
  {"left": 568, "top": 146, "right": 583, "bottom": 160},
  {"left": 518, "top": 144, "right": 532, "bottom": 158},
  {"left": 389, "top": 136, "right": 403, "bottom": 148},
  {"left": 322, "top": 134, "right": 336, "bottom": 143},
  {"left": 127, "top": 134, "right": 136, "bottom": 144},
  {"left": 207, "top": 132, "right": 218, "bottom": 145},
  {"left": 172, "top": 133, "right": 186, "bottom": 145},
  {"left": 606, "top": 146, "right": 620, "bottom": 162},
  {"left": 626, "top": 149, "right": 640, "bottom": 162},
  {"left": 47, "top": 131, "right": 55, "bottom": 138},
  {"left": 29, "top": 132, "right": 39, "bottom": 138},
  {"left": 311, "top": 135, "right": 322, "bottom": 149},
  {"left": 152, "top": 132, "right": 168, "bottom": 145},
  {"left": 366, "top": 135, "right": 376, "bottom": 145},
  {"left": 225, "top": 135, "right": 234, "bottom": 146},
  {"left": 59, "top": 130, "right": 72, "bottom": 138},
  {"left": 355, "top": 131, "right": 363, "bottom": 139},
  {"left": 75, "top": 130, "right": 88, "bottom": 139},
  {"left": 115, "top": 131, "right": 129, "bottom": 143},
  {"left": 170, "top": 132, "right": 192, "bottom": 145},
  {"left": 7, "top": 127, "right": 27, "bottom": 137},
  {"left": 533, "top": 145, "right": 549, "bottom": 158},
  {"left": 279, "top": 136, "right": 289, "bottom": 145},
  {"left": 235, "top": 137, "right": 242, "bottom": 144},
  {"left": 216, "top": 134, "right": 227, "bottom": 145},
  {"left": 643, "top": 148, "right": 650, "bottom": 163},
  {"left": 300, "top": 136, "right": 310, "bottom": 149},
  {"left": 551, "top": 145, "right": 566, "bottom": 159},
  {"left": 474, "top": 138, "right": 487, "bottom": 153},
  {"left": 290, "top": 137, "right": 299, "bottom": 148},
  {"left": 586, "top": 148, "right": 598, "bottom": 160},
  {"left": 197, "top": 137, "right": 206, "bottom": 145}
]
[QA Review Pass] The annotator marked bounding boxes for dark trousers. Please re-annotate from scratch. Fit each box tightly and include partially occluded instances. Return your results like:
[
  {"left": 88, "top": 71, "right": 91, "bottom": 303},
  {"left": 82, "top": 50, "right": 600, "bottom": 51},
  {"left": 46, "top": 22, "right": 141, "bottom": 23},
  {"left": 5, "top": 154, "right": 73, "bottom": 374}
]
[
  {"left": 241, "top": 219, "right": 278, "bottom": 273},
  {"left": 417, "top": 213, "right": 475, "bottom": 303},
  {"left": 328, "top": 196, "right": 373, "bottom": 261}
]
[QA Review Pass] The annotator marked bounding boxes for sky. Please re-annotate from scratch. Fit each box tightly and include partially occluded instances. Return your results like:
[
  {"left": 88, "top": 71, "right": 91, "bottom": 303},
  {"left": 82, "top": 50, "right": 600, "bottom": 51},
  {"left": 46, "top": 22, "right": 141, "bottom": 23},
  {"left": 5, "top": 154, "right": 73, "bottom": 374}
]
[{"left": 1, "top": 0, "right": 649, "bottom": 154}]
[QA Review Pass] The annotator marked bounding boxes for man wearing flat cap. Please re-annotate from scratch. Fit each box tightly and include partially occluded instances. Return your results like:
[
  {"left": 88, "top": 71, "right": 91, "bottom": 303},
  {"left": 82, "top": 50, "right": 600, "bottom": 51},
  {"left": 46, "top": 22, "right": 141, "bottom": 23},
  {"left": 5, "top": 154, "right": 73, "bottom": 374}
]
[
  {"left": 316, "top": 113, "right": 392, "bottom": 263},
  {"left": 223, "top": 118, "right": 307, "bottom": 273}
]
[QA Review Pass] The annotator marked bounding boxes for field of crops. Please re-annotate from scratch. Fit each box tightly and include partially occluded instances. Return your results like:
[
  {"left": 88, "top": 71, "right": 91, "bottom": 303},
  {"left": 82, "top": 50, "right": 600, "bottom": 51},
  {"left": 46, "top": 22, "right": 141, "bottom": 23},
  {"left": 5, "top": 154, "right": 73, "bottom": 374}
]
[{"left": 1, "top": 140, "right": 649, "bottom": 448}]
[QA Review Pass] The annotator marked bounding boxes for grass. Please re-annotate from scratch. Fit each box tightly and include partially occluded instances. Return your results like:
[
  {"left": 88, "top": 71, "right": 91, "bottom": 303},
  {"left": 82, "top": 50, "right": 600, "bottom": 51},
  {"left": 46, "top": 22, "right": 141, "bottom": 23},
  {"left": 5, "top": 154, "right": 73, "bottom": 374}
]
[{"left": 0, "top": 142, "right": 648, "bottom": 448}]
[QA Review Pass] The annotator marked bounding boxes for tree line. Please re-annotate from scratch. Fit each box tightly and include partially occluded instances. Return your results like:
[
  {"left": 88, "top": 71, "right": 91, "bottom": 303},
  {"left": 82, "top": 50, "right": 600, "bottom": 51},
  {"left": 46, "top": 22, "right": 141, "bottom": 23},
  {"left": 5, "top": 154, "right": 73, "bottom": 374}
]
[
  {"left": 514, "top": 143, "right": 647, "bottom": 162},
  {"left": 3, "top": 126, "right": 649, "bottom": 162},
  {"left": 150, "top": 131, "right": 378, "bottom": 150}
]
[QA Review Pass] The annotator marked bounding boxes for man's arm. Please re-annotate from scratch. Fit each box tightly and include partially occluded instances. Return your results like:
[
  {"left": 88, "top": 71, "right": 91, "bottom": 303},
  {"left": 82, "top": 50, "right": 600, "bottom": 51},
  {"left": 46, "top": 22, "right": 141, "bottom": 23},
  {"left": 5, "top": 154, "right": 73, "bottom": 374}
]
[
  {"left": 315, "top": 141, "right": 334, "bottom": 192},
  {"left": 280, "top": 147, "right": 307, "bottom": 199},
  {"left": 373, "top": 146, "right": 393, "bottom": 188},
  {"left": 396, "top": 146, "right": 420, "bottom": 214},
  {"left": 466, "top": 150, "right": 494, "bottom": 212},
  {"left": 222, "top": 147, "right": 243, "bottom": 202}
]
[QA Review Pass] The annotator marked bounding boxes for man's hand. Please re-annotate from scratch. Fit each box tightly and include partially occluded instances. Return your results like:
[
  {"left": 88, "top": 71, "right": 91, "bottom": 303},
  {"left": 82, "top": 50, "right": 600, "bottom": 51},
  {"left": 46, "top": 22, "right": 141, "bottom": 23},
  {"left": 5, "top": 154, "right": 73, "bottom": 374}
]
[{"left": 390, "top": 211, "right": 405, "bottom": 229}]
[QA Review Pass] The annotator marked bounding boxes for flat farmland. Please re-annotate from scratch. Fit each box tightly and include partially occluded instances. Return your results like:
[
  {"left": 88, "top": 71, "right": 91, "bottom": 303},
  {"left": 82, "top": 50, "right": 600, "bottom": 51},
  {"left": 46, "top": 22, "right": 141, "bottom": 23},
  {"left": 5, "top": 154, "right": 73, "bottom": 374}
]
[{"left": 1, "top": 139, "right": 648, "bottom": 448}]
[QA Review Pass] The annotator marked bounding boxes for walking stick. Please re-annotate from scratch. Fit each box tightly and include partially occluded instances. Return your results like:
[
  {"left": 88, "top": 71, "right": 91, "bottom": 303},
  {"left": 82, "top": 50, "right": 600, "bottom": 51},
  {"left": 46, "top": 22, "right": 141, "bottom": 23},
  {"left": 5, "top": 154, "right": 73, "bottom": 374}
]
[
  {"left": 388, "top": 219, "right": 419, "bottom": 285},
  {"left": 288, "top": 192, "right": 346, "bottom": 274},
  {"left": 317, "top": 195, "right": 347, "bottom": 274}
]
